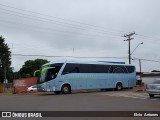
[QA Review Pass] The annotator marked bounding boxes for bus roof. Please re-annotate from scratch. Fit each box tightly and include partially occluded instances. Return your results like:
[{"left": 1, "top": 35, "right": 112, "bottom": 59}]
[
  {"left": 98, "top": 61, "right": 125, "bottom": 64},
  {"left": 43, "top": 60, "right": 133, "bottom": 67}
]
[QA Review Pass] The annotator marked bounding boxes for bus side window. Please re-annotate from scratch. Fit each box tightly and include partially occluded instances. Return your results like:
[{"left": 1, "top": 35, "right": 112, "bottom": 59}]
[
  {"left": 127, "top": 66, "right": 135, "bottom": 73},
  {"left": 75, "top": 67, "right": 80, "bottom": 73},
  {"left": 70, "top": 67, "right": 79, "bottom": 73},
  {"left": 62, "top": 63, "right": 79, "bottom": 75},
  {"left": 106, "top": 65, "right": 112, "bottom": 73},
  {"left": 108, "top": 66, "right": 113, "bottom": 73}
]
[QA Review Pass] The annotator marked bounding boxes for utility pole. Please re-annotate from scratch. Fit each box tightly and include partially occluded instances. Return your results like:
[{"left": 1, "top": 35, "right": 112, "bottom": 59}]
[
  {"left": 139, "top": 59, "right": 142, "bottom": 73},
  {"left": 139, "top": 59, "right": 142, "bottom": 85},
  {"left": 122, "top": 32, "right": 136, "bottom": 64}
]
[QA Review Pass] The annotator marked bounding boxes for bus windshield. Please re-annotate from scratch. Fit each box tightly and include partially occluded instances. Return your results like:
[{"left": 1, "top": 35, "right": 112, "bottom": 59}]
[{"left": 38, "top": 63, "right": 63, "bottom": 84}]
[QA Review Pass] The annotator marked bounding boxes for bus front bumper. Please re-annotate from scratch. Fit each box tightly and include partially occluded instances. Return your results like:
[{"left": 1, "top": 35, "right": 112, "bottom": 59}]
[{"left": 37, "top": 85, "right": 57, "bottom": 92}]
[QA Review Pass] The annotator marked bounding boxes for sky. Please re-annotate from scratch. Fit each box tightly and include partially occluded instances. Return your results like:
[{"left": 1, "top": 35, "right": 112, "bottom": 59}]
[{"left": 0, "top": 0, "right": 160, "bottom": 72}]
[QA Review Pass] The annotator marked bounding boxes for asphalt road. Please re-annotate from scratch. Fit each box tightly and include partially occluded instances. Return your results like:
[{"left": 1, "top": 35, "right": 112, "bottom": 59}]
[{"left": 0, "top": 90, "right": 160, "bottom": 120}]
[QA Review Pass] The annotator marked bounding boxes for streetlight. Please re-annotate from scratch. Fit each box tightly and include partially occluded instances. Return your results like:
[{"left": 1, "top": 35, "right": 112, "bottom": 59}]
[
  {"left": 131, "top": 42, "right": 143, "bottom": 72},
  {"left": 131, "top": 42, "right": 143, "bottom": 85},
  {"left": 131, "top": 42, "right": 143, "bottom": 71},
  {"left": 131, "top": 42, "right": 143, "bottom": 55}
]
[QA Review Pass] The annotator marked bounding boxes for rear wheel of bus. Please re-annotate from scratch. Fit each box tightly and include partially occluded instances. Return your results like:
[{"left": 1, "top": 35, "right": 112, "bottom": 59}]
[{"left": 61, "top": 84, "right": 71, "bottom": 94}]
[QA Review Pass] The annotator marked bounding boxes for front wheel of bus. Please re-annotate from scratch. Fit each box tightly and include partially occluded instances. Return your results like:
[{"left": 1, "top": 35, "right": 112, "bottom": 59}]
[
  {"left": 116, "top": 83, "right": 123, "bottom": 91},
  {"left": 61, "top": 85, "right": 71, "bottom": 94}
]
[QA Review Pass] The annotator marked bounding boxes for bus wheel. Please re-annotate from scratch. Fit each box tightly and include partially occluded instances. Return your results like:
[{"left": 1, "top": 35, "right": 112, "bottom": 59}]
[
  {"left": 116, "top": 83, "right": 123, "bottom": 91},
  {"left": 61, "top": 85, "right": 71, "bottom": 94}
]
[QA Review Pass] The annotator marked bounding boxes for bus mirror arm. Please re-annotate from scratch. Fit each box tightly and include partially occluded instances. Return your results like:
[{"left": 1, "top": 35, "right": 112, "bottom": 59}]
[{"left": 34, "top": 70, "right": 40, "bottom": 77}]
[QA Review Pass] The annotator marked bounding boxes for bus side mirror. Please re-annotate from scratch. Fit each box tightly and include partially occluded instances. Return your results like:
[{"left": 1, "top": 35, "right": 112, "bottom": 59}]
[
  {"left": 34, "top": 70, "right": 40, "bottom": 77},
  {"left": 41, "top": 67, "right": 55, "bottom": 75}
]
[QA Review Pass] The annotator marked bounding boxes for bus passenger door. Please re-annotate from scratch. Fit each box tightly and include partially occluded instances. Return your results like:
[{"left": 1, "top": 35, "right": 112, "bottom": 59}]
[{"left": 61, "top": 73, "right": 77, "bottom": 90}]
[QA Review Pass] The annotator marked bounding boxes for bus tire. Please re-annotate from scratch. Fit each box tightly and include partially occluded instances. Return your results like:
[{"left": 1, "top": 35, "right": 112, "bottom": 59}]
[
  {"left": 61, "top": 84, "right": 71, "bottom": 94},
  {"left": 116, "top": 82, "right": 123, "bottom": 91}
]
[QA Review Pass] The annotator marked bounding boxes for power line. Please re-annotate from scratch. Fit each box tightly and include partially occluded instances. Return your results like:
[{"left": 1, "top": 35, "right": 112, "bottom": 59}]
[
  {"left": 136, "top": 34, "right": 160, "bottom": 43},
  {"left": 132, "top": 57, "right": 160, "bottom": 63},
  {"left": 3, "top": 4, "right": 160, "bottom": 43},
  {"left": 1, "top": 3, "right": 160, "bottom": 42},
  {"left": 11, "top": 53, "right": 127, "bottom": 59},
  {"left": 11, "top": 54, "right": 160, "bottom": 63},
  {"left": 0, "top": 3, "right": 126, "bottom": 35},
  {"left": 0, "top": 9, "right": 123, "bottom": 39},
  {"left": 0, "top": 19, "right": 120, "bottom": 40}
]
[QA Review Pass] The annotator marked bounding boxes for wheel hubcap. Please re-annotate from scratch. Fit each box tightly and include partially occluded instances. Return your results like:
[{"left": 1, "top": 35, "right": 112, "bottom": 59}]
[{"left": 63, "top": 87, "right": 69, "bottom": 92}]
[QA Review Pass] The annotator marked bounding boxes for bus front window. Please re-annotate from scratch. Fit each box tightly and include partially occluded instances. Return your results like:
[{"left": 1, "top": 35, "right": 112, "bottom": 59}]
[
  {"left": 46, "top": 68, "right": 57, "bottom": 81},
  {"left": 39, "top": 68, "right": 48, "bottom": 83},
  {"left": 38, "top": 63, "right": 63, "bottom": 84}
]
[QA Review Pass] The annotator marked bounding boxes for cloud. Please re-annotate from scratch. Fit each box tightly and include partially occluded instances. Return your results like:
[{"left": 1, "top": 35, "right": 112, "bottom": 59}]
[{"left": 0, "top": 0, "right": 160, "bottom": 72}]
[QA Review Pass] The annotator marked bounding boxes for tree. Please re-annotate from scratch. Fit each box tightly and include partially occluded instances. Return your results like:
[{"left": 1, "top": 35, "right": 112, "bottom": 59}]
[
  {"left": 19, "top": 59, "right": 49, "bottom": 78},
  {"left": 0, "top": 36, "right": 12, "bottom": 83}
]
